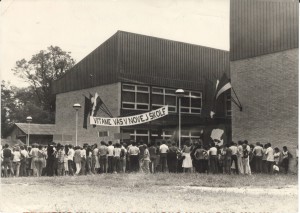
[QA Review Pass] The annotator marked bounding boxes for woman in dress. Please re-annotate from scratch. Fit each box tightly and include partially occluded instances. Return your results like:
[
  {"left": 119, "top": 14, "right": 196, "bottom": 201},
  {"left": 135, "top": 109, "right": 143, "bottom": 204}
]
[{"left": 182, "top": 141, "right": 193, "bottom": 173}]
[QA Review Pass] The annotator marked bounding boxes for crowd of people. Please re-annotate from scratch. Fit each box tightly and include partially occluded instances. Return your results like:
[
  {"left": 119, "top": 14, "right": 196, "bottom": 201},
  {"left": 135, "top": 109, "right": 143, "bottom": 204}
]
[{"left": 0, "top": 139, "right": 296, "bottom": 177}]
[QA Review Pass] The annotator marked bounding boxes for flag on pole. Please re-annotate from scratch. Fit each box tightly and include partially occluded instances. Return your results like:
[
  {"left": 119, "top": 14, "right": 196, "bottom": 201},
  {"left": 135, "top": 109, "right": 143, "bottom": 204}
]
[
  {"left": 210, "top": 73, "right": 231, "bottom": 118},
  {"left": 91, "top": 92, "right": 103, "bottom": 116},
  {"left": 216, "top": 73, "right": 232, "bottom": 99}
]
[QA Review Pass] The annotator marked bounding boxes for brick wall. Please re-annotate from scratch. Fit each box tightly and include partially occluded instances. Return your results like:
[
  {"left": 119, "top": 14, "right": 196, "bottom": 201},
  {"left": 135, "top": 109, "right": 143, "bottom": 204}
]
[
  {"left": 55, "top": 83, "right": 121, "bottom": 145},
  {"left": 231, "top": 49, "right": 298, "bottom": 172}
]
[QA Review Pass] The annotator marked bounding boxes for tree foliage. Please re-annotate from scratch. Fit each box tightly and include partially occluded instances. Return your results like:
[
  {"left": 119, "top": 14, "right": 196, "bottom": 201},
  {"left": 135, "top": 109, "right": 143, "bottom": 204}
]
[
  {"left": 1, "top": 81, "right": 55, "bottom": 137},
  {"left": 2, "top": 46, "right": 75, "bottom": 138},
  {"left": 12, "top": 46, "right": 75, "bottom": 112}
]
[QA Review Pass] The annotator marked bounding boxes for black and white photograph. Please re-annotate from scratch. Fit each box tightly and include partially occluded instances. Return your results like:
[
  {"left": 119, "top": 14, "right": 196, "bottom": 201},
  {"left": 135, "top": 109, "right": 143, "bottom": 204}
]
[{"left": 0, "top": 0, "right": 298, "bottom": 212}]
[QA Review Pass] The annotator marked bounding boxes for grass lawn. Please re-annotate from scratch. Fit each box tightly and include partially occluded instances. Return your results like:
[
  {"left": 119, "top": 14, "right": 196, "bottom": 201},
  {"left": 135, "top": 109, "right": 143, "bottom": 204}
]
[{"left": 1, "top": 173, "right": 298, "bottom": 212}]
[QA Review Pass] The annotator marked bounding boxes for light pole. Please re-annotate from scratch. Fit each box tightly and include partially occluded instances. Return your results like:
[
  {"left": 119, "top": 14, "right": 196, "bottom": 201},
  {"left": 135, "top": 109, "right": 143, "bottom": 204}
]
[
  {"left": 73, "top": 103, "right": 81, "bottom": 146},
  {"left": 175, "top": 89, "right": 185, "bottom": 149},
  {"left": 26, "top": 116, "right": 32, "bottom": 146}
]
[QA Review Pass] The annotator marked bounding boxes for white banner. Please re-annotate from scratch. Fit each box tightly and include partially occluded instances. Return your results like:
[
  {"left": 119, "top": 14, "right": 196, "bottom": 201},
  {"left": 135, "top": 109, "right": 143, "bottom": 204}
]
[{"left": 90, "top": 105, "right": 168, "bottom": 126}]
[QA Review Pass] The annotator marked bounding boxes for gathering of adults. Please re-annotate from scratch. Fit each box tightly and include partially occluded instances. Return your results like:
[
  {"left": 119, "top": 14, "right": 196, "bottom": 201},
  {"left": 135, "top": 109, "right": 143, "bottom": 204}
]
[{"left": 0, "top": 139, "right": 296, "bottom": 177}]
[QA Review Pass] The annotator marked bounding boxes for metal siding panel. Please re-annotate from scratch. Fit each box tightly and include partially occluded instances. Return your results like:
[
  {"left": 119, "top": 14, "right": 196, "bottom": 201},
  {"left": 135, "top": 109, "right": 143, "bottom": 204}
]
[{"left": 230, "top": 0, "right": 298, "bottom": 61}]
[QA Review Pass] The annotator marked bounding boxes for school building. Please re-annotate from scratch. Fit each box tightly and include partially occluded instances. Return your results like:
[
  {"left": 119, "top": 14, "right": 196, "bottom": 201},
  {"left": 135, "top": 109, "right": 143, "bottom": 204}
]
[{"left": 52, "top": 0, "right": 298, "bottom": 169}]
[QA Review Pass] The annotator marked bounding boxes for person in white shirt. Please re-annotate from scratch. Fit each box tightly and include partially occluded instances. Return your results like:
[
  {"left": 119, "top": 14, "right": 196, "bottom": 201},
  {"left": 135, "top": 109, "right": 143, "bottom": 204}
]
[
  {"left": 265, "top": 143, "right": 274, "bottom": 174},
  {"left": 107, "top": 141, "right": 115, "bottom": 173},
  {"left": 237, "top": 141, "right": 244, "bottom": 174},
  {"left": 80, "top": 146, "right": 87, "bottom": 175},
  {"left": 12, "top": 146, "right": 21, "bottom": 177},
  {"left": 67, "top": 145, "right": 75, "bottom": 175},
  {"left": 253, "top": 142, "right": 263, "bottom": 173},
  {"left": 128, "top": 142, "right": 140, "bottom": 172},
  {"left": 113, "top": 143, "right": 122, "bottom": 173},
  {"left": 20, "top": 146, "right": 29, "bottom": 177},
  {"left": 120, "top": 143, "right": 127, "bottom": 173},
  {"left": 241, "top": 143, "right": 251, "bottom": 175},
  {"left": 209, "top": 143, "right": 218, "bottom": 174},
  {"left": 159, "top": 141, "right": 169, "bottom": 172},
  {"left": 229, "top": 142, "right": 239, "bottom": 174},
  {"left": 91, "top": 144, "right": 100, "bottom": 174}
]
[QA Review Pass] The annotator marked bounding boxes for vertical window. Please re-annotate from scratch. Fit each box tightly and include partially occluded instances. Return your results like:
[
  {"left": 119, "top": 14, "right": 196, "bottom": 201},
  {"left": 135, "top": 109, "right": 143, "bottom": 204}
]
[{"left": 122, "top": 84, "right": 150, "bottom": 110}]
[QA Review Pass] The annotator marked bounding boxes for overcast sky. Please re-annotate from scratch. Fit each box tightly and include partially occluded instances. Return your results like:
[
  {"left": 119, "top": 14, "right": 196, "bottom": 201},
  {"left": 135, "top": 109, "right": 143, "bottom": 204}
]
[{"left": 0, "top": 0, "right": 229, "bottom": 87}]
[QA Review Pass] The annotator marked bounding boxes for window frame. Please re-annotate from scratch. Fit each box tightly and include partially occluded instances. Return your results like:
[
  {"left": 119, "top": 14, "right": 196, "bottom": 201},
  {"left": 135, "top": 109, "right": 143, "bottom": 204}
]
[
  {"left": 180, "top": 90, "right": 202, "bottom": 114},
  {"left": 122, "top": 83, "right": 150, "bottom": 111},
  {"left": 151, "top": 86, "right": 177, "bottom": 113}
]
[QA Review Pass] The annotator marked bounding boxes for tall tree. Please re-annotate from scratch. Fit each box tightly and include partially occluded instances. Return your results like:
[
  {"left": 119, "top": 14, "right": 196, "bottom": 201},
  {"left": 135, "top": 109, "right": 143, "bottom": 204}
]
[{"left": 12, "top": 46, "right": 75, "bottom": 112}]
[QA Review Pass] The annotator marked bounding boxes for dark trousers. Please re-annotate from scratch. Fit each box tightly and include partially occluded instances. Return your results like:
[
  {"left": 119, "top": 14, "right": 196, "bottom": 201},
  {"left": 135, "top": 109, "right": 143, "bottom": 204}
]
[
  {"left": 196, "top": 159, "right": 207, "bottom": 173},
  {"left": 167, "top": 155, "right": 177, "bottom": 173},
  {"left": 107, "top": 156, "right": 114, "bottom": 173},
  {"left": 130, "top": 155, "right": 139, "bottom": 172},
  {"left": 68, "top": 160, "right": 74, "bottom": 175},
  {"left": 160, "top": 153, "right": 168, "bottom": 172},
  {"left": 231, "top": 155, "right": 239, "bottom": 174},
  {"left": 86, "top": 157, "right": 92, "bottom": 174},
  {"left": 99, "top": 156, "right": 107, "bottom": 173},
  {"left": 224, "top": 158, "right": 231, "bottom": 174},
  {"left": 114, "top": 157, "right": 121, "bottom": 173},
  {"left": 20, "top": 159, "right": 27, "bottom": 177},
  {"left": 46, "top": 157, "right": 55, "bottom": 176},
  {"left": 150, "top": 157, "right": 156, "bottom": 173},
  {"left": 57, "top": 162, "right": 64, "bottom": 176},
  {"left": 209, "top": 155, "right": 218, "bottom": 174},
  {"left": 194, "top": 160, "right": 202, "bottom": 173},
  {"left": 282, "top": 158, "right": 289, "bottom": 174},
  {"left": 254, "top": 156, "right": 263, "bottom": 173},
  {"left": 262, "top": 160, "right": 268, "bottom": 173},
  {"left": 266, "top": 161, "right": 274, "bottom": 174},
  {"left": 81, "top": 158, "right": 86, "bottom": 175},
  {"left": 3, "top": 158, "right": 14, "bottom": 177}
]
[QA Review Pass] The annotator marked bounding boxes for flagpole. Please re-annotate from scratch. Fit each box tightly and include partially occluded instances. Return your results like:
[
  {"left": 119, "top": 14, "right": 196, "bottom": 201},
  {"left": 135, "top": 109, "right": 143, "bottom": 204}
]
[
  {"left": 73, "top": 103, "right": 81, "bottom": 146},
  {"left": 179, "top": 98, "right": 182, "bottom": 149},
  {"left": 175, "top": 89, "right": 185, "bottom": 149}
]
